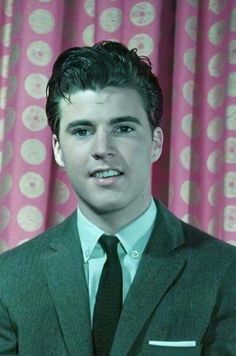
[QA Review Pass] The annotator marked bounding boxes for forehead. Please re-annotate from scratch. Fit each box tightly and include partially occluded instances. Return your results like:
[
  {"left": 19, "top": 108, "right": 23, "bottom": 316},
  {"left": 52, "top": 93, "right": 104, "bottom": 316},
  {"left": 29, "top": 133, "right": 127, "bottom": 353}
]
[{"left": 59, "top": 87, "right": 147, "bottom": 121}]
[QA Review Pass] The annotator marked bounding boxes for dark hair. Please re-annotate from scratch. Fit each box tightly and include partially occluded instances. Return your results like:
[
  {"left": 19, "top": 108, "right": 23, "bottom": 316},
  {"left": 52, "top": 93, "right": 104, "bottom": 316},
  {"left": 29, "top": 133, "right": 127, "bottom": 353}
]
[{"left": 46, "top": 41, "right": 163, "bottom": 137}]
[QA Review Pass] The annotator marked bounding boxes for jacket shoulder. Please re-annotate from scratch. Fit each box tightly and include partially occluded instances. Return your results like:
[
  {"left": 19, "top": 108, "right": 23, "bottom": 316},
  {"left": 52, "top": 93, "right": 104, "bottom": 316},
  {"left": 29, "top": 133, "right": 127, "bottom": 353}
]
[
  {"left": 0, "top": 210, "right": 77, "bottom": 266},
  {"left": 182, "top": 219, "right": 236, "bottom": 252},
  {"left": 155, "top": 199, "right": 236, "bottom": 263}
]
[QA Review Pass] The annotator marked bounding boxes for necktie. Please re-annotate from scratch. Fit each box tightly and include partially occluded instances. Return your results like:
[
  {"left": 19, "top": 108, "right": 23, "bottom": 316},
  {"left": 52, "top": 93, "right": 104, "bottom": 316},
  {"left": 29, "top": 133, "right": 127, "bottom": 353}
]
[{"left": 92, "top": 234, "right": 123, "bottom": 356}]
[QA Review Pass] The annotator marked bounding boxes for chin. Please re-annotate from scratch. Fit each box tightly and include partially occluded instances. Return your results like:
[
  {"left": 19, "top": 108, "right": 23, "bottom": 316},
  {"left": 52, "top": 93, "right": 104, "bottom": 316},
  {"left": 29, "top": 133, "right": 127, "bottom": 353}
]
[{"left": 84, "top": 197, "right": 127, "bottom": 215}]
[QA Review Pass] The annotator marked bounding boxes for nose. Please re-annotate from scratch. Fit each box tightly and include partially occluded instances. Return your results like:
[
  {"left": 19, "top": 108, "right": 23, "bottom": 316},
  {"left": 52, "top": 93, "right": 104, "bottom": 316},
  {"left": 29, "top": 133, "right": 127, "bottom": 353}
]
[{"left": 91, "top": 129, "right": 115, "bottom": 160}]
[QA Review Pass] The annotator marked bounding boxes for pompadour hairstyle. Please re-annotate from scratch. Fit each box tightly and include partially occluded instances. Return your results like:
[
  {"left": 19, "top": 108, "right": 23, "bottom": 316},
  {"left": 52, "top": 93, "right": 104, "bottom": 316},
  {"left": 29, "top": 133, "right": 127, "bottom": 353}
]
[{"left": 46, "top": 41, "right": 163, "bottom": 137}]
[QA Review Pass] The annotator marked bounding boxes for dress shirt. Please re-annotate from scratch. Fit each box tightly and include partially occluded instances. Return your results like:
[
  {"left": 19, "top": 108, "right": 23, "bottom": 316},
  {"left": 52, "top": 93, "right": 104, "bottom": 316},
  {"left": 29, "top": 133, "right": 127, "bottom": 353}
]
[{"left": 77, "top": 198, "right": 157, "bottom": 321}]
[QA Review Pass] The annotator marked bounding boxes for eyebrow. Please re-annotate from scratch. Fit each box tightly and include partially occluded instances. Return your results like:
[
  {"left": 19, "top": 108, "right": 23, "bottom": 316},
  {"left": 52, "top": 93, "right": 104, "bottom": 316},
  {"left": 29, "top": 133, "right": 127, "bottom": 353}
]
[{"left": 65, "top": 116, "right": 142, "bottom": 132}]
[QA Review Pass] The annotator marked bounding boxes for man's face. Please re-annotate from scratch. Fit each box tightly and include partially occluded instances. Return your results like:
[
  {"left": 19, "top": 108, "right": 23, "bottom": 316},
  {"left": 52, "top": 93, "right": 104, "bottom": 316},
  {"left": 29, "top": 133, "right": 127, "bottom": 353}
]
[{"left": 53, "top": 87, "right": 163, "bottom": 220}]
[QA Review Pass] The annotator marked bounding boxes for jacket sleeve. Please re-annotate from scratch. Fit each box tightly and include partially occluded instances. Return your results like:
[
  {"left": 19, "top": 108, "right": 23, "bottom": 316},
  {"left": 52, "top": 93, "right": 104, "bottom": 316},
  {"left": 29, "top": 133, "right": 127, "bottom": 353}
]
[
  {"left": 0, "top": 295, "right": 18, "bottom": 355},
  {"left": 202, "top": 258, "right": 236, "bottom": 355}
]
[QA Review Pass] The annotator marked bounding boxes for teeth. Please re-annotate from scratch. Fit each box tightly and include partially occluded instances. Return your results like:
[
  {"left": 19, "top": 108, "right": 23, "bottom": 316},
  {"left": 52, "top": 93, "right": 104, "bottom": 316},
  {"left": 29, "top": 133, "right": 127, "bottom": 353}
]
[{"left": 95, "top": 170, "right": 120, "bottom": 178}]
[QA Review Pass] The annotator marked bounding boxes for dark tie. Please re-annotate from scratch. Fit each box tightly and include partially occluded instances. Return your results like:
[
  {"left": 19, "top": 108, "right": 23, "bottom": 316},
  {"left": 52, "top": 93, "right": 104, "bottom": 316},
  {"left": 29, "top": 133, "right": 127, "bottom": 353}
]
[{"left": 92, "top": 234, "right": 123, "bottom": 356}]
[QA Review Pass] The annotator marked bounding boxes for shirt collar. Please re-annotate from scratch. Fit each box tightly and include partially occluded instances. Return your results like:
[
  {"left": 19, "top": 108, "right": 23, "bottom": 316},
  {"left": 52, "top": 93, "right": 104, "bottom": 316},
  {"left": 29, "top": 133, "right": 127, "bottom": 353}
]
[
  {"left": 77, "top": 198, "right": 157, "bottom": 263},
  {"left": 77, "top": 209, "right": 104, "bottom": 263}
]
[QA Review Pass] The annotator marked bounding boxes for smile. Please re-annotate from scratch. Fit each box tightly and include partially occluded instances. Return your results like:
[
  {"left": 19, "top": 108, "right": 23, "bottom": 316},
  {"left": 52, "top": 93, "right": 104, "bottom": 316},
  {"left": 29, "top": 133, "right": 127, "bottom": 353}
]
[
  {"left": 90, "top": 169, "right": 124, "bottom": 186},
  {"left": 90, "top": 168, "right": 124, "bottom": 177},
  {"left": 93, "top": 170, "right": 122, "bottom": 178}
]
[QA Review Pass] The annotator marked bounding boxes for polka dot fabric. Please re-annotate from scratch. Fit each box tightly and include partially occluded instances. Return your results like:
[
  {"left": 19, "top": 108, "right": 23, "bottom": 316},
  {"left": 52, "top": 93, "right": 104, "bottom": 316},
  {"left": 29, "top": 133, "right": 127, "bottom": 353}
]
[
  {"left": 0, "top": 0, "right": 78, "bottom": 250},
  {"left": 169, "top": 0, "right": 236, "bottom": 244},
  {"left": 0, "top": 0, "right": 235, "bottom": 251}
]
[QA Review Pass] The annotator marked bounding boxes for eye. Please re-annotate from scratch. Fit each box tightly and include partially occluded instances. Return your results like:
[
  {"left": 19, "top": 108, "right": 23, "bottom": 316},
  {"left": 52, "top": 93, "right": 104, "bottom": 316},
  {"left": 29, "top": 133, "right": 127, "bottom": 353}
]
[
  {"left": 71, "top": 128, "right": 93, "bottom": 137},
  {"left": 114, "top": 126, "right": 135, "bottom": 134}
]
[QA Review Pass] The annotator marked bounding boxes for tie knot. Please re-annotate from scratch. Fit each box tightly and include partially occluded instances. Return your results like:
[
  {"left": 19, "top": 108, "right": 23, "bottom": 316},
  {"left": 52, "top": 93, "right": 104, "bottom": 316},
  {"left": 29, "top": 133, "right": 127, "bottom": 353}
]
[{"left": 99, "top": 234, "right": 119, "bottom": 257}]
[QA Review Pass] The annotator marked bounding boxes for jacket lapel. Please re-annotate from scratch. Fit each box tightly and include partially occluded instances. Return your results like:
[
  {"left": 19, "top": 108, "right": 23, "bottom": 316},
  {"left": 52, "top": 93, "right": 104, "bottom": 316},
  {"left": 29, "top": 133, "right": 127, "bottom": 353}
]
[
  {"left": 111, "top": 201, "right": 186, "bottom": 355},
  {"left": 43, "top": 212, "right": 93, "bottom": 356}
]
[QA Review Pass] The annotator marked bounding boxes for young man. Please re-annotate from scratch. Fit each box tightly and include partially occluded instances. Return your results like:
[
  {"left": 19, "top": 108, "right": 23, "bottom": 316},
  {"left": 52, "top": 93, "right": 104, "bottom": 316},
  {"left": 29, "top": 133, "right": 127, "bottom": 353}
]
[{"left": 0, "top": 41, "right": 235, "bottom": 355}]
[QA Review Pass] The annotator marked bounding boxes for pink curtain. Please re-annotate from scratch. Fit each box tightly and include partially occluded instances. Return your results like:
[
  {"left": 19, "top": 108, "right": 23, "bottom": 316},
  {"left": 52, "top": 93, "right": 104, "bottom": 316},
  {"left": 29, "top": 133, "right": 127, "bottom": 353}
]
[{"left": 0, "top": 0, "right": 235, "bottom": 251}]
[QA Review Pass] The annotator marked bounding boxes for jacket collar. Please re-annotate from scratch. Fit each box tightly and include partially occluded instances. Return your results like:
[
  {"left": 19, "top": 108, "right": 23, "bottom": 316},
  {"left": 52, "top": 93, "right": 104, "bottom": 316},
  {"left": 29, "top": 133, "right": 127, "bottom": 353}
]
[
  {"left": 43, "top": 212, "right": 93, "bottom": 355},
  {"left": 111, "top": 199, "right": 186, "bottom": 355}
]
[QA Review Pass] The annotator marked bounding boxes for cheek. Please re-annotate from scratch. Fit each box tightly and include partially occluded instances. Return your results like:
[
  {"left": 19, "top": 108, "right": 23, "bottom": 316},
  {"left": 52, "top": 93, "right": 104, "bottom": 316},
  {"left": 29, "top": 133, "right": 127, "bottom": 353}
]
[
  {"left": 124, "top": 136, "right": 153, "bottom": 157},
  {"left": 61, "top": 142, "right": 87, "bottom": 165},
  {"left": 61, "top": 153, "right": 85, "bottom": 179},
  {"left": 130, "top": 147, "right": 153, "bottom": 175},
  {"left": 136, "top": 141, "right": 153, "bottom": 162}
]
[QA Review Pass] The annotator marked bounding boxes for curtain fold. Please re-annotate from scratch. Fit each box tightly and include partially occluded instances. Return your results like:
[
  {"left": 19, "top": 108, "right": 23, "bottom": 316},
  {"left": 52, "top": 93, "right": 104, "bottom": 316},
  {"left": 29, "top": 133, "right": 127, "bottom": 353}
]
[{"left": 169, "top": 0, "right": 236, "bottom": 243}]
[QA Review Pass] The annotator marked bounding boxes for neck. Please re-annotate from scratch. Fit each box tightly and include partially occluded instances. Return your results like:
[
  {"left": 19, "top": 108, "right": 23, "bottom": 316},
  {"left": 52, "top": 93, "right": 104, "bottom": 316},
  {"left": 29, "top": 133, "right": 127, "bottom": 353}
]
[{"left": 79, "top": 196, "right": 152, "bottom": 234}]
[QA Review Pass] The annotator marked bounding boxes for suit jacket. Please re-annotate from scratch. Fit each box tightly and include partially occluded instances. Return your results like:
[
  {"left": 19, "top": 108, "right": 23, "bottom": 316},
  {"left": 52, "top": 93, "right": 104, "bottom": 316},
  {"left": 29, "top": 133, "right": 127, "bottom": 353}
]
[{"left": 0, "top": 200, "right": 236, "bottom": 355}]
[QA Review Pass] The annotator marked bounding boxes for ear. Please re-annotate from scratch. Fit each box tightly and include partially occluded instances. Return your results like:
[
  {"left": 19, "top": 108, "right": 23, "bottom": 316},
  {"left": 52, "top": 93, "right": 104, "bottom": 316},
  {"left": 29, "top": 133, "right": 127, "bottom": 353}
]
[
  {"left": 52, "top": 134, "right": 65, "bottom": 167},
  {"left": 151, "top": 127, "right": 163, "bottom": 163}
]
